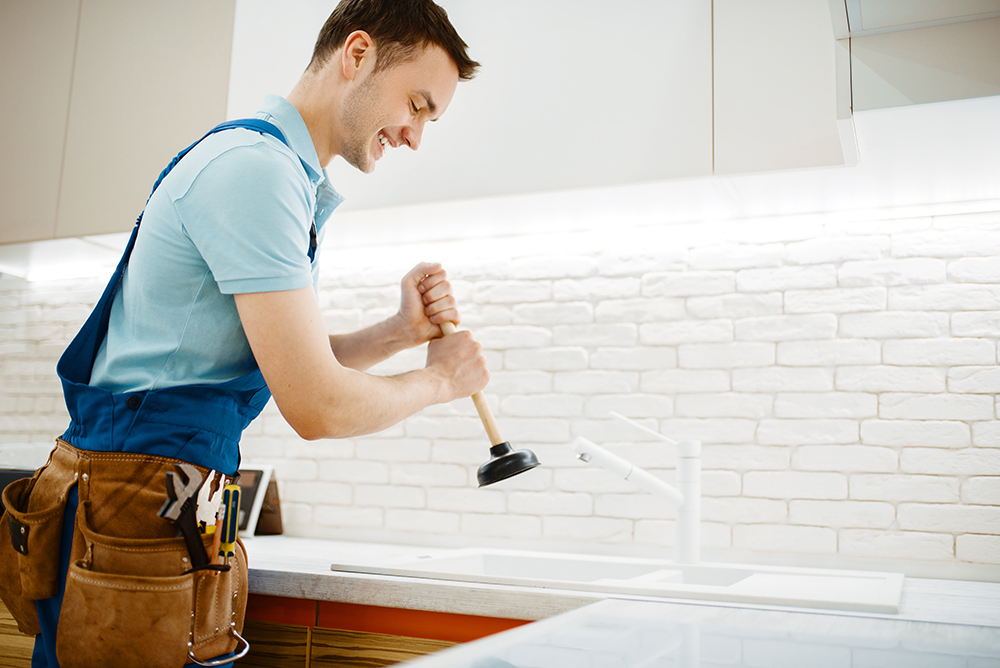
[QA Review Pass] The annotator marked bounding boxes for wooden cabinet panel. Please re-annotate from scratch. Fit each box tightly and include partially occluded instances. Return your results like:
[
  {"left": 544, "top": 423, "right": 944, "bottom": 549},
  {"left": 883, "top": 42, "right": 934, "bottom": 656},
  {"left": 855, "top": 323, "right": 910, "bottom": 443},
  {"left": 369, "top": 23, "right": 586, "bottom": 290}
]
[
  {"left": 55, "top": 0, "right": 236, "bottom": 239},
  {"left": 0, "top": 601, "right": 33, "bottom": 667},
  {"left": 311, "top": 628, "right": 456, "bottom": 668},
  {"left": 241, "top": 620, "right": 310, "bottom": 668},
  {"left": 0, "top": 0, "right": 79, "bottom": 244},
  {"left": 243, "top": 594, "right": 533, "bottom": 667},
  {"left": 2, "top": 599, "right": 453, "bottom": 668}
]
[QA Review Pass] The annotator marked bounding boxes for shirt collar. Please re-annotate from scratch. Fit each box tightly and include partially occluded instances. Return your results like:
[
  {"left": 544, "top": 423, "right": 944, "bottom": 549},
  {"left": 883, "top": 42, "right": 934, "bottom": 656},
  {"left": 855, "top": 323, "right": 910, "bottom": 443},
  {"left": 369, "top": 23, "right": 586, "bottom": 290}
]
[
  {"left": 256, "top": 95, "right": 324, "bottom": 184},
  {"left": 256, "top": 95, "right": 344, "bottom": 219}
]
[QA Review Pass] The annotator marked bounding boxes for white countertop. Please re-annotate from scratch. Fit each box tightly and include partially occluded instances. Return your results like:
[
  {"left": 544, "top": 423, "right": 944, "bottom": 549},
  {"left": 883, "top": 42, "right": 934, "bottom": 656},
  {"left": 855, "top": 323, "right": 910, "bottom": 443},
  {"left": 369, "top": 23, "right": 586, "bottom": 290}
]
[
  {"left": 394, "top": 598, "right": 1000, "bottom": 667},
  {"left": 244, "top": 536, "right": 1000, "bottom": 628}
]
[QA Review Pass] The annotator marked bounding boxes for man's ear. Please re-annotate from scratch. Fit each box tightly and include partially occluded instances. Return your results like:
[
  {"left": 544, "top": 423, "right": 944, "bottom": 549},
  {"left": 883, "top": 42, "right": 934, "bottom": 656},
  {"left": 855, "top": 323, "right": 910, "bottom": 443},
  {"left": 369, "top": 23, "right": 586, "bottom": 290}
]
[{"left": 341, "top": 30, "right": 375, "bottom": 81}]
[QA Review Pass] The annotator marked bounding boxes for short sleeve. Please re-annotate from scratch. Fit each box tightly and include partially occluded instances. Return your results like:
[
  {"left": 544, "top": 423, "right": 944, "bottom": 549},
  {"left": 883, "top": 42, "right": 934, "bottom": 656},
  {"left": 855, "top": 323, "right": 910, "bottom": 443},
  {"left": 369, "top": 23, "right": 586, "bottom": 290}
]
[{"left": 175, "top": 140, "right": 316, "bottom": 295}]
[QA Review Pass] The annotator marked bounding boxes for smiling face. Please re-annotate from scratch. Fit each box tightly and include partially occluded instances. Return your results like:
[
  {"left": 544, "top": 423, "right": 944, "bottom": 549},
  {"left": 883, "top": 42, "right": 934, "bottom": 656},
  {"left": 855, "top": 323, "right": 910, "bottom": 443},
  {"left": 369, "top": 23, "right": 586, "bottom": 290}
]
[{"left": 338, "top": 42, "right": 459, "bottom": 174}]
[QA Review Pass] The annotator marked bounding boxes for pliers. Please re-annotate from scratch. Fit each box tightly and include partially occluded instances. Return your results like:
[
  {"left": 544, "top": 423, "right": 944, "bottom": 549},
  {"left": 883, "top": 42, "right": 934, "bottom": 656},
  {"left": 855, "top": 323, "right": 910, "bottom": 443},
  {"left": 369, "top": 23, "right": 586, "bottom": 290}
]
[{"left": 157, "top": 463, "right": 209, "bottom": 570}]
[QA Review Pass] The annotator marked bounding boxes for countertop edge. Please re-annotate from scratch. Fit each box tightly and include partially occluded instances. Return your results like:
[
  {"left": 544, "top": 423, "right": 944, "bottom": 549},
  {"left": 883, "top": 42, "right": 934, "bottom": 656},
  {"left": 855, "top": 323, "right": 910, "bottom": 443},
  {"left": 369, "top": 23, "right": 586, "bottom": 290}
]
[{"left": 248, "top": 567, "right": 600, "bottom": 621}]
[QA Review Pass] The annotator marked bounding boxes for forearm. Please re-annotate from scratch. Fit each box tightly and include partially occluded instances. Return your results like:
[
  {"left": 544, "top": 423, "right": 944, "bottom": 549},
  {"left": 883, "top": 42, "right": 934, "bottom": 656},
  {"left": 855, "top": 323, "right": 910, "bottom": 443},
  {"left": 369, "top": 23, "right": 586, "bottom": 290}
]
[
  {"left": 291, "top": 364, "right": 447, "bottom": 440},
  {"left": 328, "top": 314, "right": 416, "bottom": 371}
]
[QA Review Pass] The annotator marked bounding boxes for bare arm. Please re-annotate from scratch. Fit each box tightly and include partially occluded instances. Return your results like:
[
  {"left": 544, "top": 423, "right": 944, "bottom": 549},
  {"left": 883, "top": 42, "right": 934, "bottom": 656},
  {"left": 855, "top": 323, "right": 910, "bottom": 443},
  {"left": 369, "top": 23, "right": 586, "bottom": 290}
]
[
  {"left": 234, "top": 275, "right": 486, "bottom": 440},
  {"left": 327, "top": 262, "right": 460, "bottom": 371}
]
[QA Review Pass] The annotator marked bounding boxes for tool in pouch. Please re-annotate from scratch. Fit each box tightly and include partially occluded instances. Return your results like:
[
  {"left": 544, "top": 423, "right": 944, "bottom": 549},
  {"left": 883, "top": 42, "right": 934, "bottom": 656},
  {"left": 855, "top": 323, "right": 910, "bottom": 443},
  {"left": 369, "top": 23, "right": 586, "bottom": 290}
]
[
  {"left": 218, "top": 484, "right": 241, "bottom": 565},
  {"left": 154, "top": 464, "right": 248, "bottom": 667},
  {"left": 157, "top": 463, "right": 219, "bottom": 571}
]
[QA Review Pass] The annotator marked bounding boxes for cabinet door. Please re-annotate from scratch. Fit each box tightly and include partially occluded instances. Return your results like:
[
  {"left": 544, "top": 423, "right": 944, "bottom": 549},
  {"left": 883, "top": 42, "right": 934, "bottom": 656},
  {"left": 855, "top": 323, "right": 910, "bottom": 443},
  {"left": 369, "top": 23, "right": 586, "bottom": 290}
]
[
  {"left": 0, "top": 0, "right": 79, "bottom": 244},
  {"left": 56, "top": 0, "right": 236, "bottom": 239},
  {"left": 311, "top": 628, "right": 456, "bottom": 668},
  {"left": 0, "top": 600, "right": 34, "bottom": 666},
  {"left": 713, "top": 0, "right": 846, "bottom": 174}
]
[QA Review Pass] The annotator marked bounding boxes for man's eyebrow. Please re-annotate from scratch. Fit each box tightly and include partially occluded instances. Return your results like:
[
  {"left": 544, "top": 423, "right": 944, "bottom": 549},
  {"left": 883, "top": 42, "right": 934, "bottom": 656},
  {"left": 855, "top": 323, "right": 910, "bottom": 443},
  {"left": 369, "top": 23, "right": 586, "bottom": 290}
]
[{"left": 417, "top": 89, "right": 438, "bottom": 117}]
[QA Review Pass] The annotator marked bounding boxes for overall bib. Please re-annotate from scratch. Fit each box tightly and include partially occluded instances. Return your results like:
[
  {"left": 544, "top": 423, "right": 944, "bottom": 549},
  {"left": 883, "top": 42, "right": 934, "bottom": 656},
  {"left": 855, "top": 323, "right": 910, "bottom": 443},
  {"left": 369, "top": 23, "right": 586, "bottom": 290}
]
[{"left": 24, "top": 119, "right": 306, "bottom": 667}]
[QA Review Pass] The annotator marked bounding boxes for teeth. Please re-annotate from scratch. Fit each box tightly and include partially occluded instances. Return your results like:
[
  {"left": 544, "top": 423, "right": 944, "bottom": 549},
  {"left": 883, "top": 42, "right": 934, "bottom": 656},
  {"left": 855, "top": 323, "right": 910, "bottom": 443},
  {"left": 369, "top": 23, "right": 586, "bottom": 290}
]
[{"left": 378, "top": 132, "right": 390, "bottom": 150}]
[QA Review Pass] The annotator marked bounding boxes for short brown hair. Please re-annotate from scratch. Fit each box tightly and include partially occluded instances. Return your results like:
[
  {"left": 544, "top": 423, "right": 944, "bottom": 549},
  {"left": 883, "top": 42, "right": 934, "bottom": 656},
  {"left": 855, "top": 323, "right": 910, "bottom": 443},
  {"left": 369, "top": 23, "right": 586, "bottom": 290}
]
[{"left": 309, "top": 0, "right": 480, "bottom": 81}]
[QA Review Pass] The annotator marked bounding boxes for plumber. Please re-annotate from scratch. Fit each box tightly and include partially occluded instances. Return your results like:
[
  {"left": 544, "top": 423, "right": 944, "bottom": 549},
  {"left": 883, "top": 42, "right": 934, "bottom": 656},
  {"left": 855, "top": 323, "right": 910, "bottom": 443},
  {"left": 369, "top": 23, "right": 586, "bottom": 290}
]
[{"left": 0, "top": 1, "right": 487, "bottom": 666}]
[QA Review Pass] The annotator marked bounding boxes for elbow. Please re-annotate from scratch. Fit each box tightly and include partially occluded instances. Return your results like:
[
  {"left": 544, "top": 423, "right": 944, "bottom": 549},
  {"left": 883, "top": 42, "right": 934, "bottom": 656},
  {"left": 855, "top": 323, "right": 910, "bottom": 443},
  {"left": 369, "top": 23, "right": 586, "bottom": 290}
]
[
  {"left": 293, "top": 424, "right": 328, "bottom": 441},
  {"left": 272, "top": 385, "right": 370, "bottom": 441},
  {"left": 287, "top": 413, "right": 358, "bottom": 442},
  {"left": 290, "top": 419, "right": 339, "bottom": 442},
  {"left": 277, "top": 407, "right": 330, "bottom": 441}
]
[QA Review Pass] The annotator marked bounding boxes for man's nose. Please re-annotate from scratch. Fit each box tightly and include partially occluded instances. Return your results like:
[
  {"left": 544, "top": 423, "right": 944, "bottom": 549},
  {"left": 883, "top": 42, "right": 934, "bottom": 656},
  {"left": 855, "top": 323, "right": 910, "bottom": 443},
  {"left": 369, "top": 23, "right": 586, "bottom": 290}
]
[{"left": 402, "top": 119, "right": 426, "bottom": 151}]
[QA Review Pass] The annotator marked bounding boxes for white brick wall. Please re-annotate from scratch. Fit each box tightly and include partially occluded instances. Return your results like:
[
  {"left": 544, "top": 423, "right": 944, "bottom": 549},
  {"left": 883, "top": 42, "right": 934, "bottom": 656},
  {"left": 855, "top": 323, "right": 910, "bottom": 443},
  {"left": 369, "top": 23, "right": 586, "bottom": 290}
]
[{"left": 2, "top": 205, "right": 1000, "bottom": 572}]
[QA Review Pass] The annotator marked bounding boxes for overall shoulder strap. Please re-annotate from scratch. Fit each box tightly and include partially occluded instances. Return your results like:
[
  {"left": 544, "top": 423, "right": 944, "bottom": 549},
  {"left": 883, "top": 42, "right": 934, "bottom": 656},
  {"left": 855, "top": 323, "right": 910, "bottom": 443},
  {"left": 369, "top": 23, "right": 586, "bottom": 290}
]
[
  {"left": 138, "top": 119, "right": 289, "bottom": 225},
  {"left": 206, "top": 120, "right": 317, "bottom": 259}
]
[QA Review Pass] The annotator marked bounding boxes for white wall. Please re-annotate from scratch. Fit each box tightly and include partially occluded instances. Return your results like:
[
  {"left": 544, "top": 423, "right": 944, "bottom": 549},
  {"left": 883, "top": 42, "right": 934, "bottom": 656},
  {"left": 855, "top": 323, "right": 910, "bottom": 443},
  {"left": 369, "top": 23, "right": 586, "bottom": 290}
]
[{"left": 3, "top": 197, "right": 999, "bottom": 580}]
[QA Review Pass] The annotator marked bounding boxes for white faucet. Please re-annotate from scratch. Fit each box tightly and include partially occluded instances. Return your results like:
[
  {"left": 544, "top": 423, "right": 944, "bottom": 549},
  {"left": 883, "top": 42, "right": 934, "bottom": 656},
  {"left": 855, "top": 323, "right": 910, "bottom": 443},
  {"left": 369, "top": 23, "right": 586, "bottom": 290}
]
[{"left": 573, "top": 412, "right": 702, "bottom": 563}]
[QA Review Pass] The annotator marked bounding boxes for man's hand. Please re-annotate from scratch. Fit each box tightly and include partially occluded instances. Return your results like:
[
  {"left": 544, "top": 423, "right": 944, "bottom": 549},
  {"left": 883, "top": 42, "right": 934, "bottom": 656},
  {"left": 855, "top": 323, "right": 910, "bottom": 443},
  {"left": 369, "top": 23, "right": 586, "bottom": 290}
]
[
  {"left": 425, "top": 327, "right": 490, "bottom": 403},
  {"left": 397, "top": 262, "right": 458, "bottom": 346},
  {"left": 324, "top": 262, "right": 457, "bottom": 371},
  {"left": 399, "top": 262, "right": 488, "bottom": 402}
]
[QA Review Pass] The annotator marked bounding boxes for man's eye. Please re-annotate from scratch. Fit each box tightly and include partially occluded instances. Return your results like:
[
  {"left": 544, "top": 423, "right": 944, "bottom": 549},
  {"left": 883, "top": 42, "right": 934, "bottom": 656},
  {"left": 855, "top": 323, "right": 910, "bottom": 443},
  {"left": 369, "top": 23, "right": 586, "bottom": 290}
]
[{"left": 410, "top": 102, "right": 419, "bottom": 114}]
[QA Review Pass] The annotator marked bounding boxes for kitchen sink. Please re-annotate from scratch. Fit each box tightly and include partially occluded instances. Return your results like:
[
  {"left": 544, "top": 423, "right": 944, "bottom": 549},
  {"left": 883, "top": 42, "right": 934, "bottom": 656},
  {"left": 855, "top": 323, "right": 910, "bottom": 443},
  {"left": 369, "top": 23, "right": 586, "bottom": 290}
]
[
  {"left": 354, "top": 550, "right": 669, "bottom": 583},
  {"left": 331, "top": 547, "right": 904, "bottom": 614}
]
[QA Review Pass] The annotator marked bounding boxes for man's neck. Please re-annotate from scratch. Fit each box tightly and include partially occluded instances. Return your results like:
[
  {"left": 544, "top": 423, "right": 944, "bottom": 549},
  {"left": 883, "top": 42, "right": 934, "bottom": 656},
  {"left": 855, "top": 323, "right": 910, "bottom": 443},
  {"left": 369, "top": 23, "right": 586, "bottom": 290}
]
[{"left": 287, "top": 68, "right": 340, "bottom": 168}]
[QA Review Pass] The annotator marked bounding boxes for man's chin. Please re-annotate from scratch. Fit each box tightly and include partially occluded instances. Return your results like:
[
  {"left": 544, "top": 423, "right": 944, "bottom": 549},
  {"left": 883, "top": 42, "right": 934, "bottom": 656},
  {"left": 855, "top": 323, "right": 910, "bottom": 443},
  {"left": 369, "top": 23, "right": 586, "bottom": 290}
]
[{"left": 343, "top": 154, "right": 376, "bottom": 174}]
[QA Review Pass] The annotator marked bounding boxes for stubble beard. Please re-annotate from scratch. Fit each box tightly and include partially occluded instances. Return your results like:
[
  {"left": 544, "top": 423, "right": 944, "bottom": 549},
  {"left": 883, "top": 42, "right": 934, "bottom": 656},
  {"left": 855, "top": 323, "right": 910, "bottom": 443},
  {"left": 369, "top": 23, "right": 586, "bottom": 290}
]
[{"left": 340, "top": 70, "right": 384, "bottom": 174}]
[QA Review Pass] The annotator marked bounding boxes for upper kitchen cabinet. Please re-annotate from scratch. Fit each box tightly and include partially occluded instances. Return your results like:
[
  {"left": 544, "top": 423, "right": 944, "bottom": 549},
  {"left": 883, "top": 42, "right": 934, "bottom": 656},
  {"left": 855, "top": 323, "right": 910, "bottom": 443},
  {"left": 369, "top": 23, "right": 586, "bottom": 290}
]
[
  {"left": 17, "top": 0, "right": 993, "bottom": 237},
  {"left": 0, "top": 1, "right": 80, "bottom": 244},
  {"left": 227, "top": 0, "right": 716, "bottom": 212},
  {"left": 713, "top": 0, "right": 848, "bottom": 175},
  {"left": 0, "top": 0, "right": 236, "bottom": 245}
]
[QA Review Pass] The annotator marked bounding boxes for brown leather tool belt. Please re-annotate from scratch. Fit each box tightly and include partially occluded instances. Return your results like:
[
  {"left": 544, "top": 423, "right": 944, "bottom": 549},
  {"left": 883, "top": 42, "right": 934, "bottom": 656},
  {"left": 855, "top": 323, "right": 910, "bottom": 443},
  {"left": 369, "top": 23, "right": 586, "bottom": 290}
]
[{"left": 0, "top": 438, "right": 248, "bottom": 667}]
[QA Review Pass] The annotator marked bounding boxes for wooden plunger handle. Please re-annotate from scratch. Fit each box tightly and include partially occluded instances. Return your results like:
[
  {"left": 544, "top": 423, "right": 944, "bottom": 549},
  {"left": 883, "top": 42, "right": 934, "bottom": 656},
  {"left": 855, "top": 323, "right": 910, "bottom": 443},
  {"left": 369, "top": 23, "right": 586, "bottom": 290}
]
[{"left": 440, "top": 321, "right": 505, "bottom": 446}]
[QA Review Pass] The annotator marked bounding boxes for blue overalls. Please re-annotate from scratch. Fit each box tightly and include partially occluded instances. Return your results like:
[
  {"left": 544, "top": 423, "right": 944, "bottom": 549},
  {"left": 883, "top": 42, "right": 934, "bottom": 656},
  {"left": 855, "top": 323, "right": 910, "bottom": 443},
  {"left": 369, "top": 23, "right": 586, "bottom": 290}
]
[{"left": 34, "top": 119, "right": 308, "bottom": 668}]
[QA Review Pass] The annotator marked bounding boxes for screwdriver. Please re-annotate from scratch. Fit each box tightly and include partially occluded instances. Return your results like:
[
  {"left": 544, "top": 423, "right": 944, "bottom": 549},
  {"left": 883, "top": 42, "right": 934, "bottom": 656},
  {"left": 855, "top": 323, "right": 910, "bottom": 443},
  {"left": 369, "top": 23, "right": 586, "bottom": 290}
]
[
  {"left": 218, "top": 483, "right": 241, "bottom": 565},
  {"left": 209, "top": 504, "right": 224, "bottom": 566}
]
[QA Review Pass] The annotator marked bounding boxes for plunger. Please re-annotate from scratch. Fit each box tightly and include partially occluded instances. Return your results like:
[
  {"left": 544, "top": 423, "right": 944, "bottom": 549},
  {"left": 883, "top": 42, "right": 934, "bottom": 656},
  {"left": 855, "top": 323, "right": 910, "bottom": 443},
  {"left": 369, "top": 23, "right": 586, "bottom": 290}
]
[{"left": 440, "top": 322, "right": 540, "bottom": 486}]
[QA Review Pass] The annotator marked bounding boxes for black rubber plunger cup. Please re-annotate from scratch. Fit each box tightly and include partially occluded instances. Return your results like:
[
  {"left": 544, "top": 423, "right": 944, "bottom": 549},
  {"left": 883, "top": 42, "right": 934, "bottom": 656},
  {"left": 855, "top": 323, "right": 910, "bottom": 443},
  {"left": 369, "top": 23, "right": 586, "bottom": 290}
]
[
  {"left": 478, "top": 441, "right": 540, "bottom": 487},
  {"left": 440, "top": 322, "right": 541, "bottom": 487}
]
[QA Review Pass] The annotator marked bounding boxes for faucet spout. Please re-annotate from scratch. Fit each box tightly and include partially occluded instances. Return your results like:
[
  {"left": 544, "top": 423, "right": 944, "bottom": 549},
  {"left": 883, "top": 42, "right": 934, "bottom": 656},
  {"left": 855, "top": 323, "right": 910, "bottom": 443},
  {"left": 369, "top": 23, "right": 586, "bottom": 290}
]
[
  {"left": 573, "top": 437, "right": 685, "bottom": 507},
  {"left": 572, "top": 418, "right": 702, "bottom": 564}
]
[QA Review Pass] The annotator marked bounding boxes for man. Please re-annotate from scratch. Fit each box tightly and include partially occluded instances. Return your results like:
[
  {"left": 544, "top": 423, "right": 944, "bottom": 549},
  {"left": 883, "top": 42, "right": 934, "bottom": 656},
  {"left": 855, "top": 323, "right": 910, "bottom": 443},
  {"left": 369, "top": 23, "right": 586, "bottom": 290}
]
[
  {"left": 0, "top": 1, "right": 485, "bottom": 666},
  {"left": 237, "top": 0, "right": 486, "bottom": 442}
]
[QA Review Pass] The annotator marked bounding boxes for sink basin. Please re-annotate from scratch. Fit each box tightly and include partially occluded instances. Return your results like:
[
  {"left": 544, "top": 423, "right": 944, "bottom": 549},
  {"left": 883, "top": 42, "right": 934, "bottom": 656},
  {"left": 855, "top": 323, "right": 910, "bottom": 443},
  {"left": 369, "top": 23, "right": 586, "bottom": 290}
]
[
  {"left": 373, "top": 551, "right": 666, "bottom": 583},
  {"left": 331, "top": 548, "right": 904, "bottom": 614}
]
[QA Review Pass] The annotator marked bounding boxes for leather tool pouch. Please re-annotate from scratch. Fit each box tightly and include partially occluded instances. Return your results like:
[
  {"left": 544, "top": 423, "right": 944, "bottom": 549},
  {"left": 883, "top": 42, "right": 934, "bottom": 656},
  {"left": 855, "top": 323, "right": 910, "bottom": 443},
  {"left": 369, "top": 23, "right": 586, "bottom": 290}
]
[
  {"left": 56, "top": 502, "right": 248, "bottom": 668},
  {"left": 0, "top": 447, "right": 77, "bottom": 635},
  {"left": 0, "top": 440, "right": 248, "bottom": 665},
  {"left": 3, "top": 476, "right": 67, "bottom": 600}
]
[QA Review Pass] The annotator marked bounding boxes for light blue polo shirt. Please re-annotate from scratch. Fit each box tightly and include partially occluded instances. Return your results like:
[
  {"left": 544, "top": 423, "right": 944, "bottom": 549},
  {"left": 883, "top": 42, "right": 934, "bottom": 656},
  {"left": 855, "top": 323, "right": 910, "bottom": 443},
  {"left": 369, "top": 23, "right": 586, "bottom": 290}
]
[{"left": 90, "top": 96, "right": 344, "bottom": 393}]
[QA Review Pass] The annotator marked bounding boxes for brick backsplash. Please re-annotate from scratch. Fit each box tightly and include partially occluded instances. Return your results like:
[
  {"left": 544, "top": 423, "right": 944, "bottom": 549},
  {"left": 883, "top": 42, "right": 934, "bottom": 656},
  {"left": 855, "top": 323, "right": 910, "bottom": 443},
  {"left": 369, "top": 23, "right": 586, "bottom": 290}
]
[{"left": 2, "top": 206, "right": 999, "bottom": 572}]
